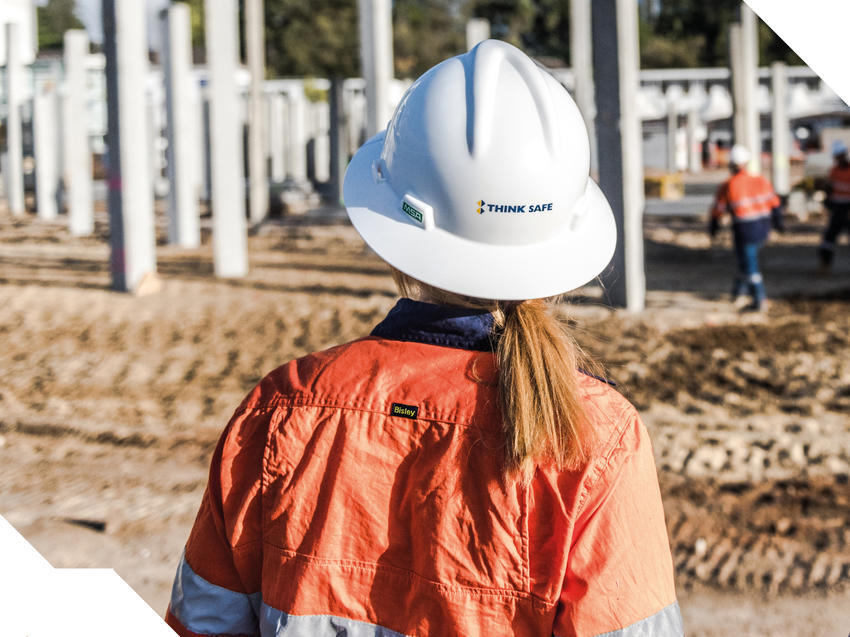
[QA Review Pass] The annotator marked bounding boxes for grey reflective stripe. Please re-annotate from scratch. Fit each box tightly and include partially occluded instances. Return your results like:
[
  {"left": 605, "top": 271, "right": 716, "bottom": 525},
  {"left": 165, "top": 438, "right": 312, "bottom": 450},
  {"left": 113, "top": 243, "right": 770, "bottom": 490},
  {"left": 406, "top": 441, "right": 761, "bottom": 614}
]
[
  {"left": 733, "top": 211, "right": 771, "bottom": 223},
  {"left": 259, "top": 605, "right": 410, "bottom": 637},
  {"left": 591, "top": 601, "right": 684, "bottom": 637},
  {"left": 170, "top": 551, "right": 261, "bottom": 635},
  {"left": 729, "top": 192, "right": 776, "bottom": 209}
]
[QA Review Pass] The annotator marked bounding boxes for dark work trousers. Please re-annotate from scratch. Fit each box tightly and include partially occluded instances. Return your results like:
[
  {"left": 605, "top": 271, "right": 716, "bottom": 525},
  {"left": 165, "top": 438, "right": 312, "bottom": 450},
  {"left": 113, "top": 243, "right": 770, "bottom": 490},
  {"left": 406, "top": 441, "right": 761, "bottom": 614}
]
[
  {"left": 733, "top": 240, "right": 766, "bottom": 305},
  {"left": 819, "top": 202, "right": 850, "bottom": 265}
]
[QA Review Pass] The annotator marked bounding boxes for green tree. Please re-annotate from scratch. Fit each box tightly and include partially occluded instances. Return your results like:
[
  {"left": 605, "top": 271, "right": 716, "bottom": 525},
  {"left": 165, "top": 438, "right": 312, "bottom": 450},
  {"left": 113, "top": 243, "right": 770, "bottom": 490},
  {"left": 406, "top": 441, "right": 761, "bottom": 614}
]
[
  {"left": 642, "top": 0, "right": 738, "bottom": 67},
  {"left": 262, "top": 0, "right": 463, "bottom": 80},
  {"left": 466, "top": 0, "right": 535, "bottom": 50},
  {"left": 639, "top": 0, "right": 802, "bottom": 68},
  {"left": 522, "top": 0, "right": 571, "bottom": 66},
  {"left": 265, "top": 0, "right": 360, "bottom": 78},
  {"left": 37, "top": 0, "right": 84, "bottom": 50},
  {"left": 759, "top": 21, "right": 803, "bottom": 68},
  {"left": 640, "top": 33, "right": 705, "bottom": 68},
  {"left": 394, "top": 0, "right": 465, "bottom": 78}
]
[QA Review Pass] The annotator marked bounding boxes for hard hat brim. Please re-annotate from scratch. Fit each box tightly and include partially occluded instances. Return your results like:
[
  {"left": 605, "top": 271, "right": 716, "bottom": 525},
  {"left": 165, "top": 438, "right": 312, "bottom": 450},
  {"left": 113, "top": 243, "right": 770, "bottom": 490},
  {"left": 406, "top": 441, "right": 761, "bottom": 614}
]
[{"left": 343, "top": 133, "right": 617, "bottom": 301}]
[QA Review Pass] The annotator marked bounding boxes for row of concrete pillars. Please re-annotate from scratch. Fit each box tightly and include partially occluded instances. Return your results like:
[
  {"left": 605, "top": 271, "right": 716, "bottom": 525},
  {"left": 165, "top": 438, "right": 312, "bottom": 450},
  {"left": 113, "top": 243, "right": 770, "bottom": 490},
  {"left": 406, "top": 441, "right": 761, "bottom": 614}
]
[
  {"left": 5, "top": 26, "right": 93, "bottom": 234},
  {"left": 1, "top": 0, "right": 391, "bottom": 293},
  {"left": 2, "top": 2, "right": 780, "bottom": 310}
]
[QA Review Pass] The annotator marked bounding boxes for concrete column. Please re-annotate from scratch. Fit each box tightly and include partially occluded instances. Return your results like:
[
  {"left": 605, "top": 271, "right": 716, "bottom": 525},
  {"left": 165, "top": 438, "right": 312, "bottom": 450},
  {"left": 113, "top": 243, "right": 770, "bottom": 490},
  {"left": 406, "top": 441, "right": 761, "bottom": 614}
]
[
  {"left": 666, "top": 101, "right": 678, "bottom": 172},
  {"left": 162, "top": 3, "right": 200, "bottom": 248},
  {"left": 246, "top": 0, "right": 268, "bottom": 224},
  {"left": 146, "top": 94, "right": 164, "bottom": 198},
  {"left": 153, "top": 87, "right": 171, "bottom": 198},
  {"left": 729, "top": 23, "right": 745, "bottom": 150},
  {"left": 33, "top": 79, "right": 61, "bottom": 220},
  {"left": 4, "top": 22, "right": 25, "bottom": 215},
  {"left": 570, "top": 0, "right": 596, "bottom": 171},
  {"left": 312, "top": 100, "right": 330, "bottom": 183},
  {"left": 268, "top": 92, "right": 286, "bottom": 183},
  {"left": 592, "top": 0, "right": 645, "bottom": 312},
  {"left": 286, "top": 86, "right": 308, "bottom": 184},
  {"left": 740, "top": 3, "right": 760, "bottom": 173},
  {"left": 358, "top": 0, "right": 394, "bottom": 137},
  {"left": 103, "top": 0, "right": 157, "bottom": 293},
  {"left": 347, "top": 88, "right": 367, "bottom": 153},
  {"left": 62, "top": 30, "right": 93, "bottom": 235},
  {"left": 183, "top": 74, "right": 202, "bottom": 206},
  {"left": 687, "top": 107, "right": 702, "bottom": 173},
  {"left": 328, "top": 78, "right": 346, "bottom": 205},
  {"left": 771, "top": 61, "right": 790, "bottom": 197},
  {"left": 205, "top": 0, "right": 248, "bottom": 277},
  {"left": 466, "top": 18, "right": 490, "bottom": 51},
  {"left": 200, "top": 95, "right": 211, "bottom": 201},
  {"left": 280, "top": 94, "right": 293, "bottom": 181}
]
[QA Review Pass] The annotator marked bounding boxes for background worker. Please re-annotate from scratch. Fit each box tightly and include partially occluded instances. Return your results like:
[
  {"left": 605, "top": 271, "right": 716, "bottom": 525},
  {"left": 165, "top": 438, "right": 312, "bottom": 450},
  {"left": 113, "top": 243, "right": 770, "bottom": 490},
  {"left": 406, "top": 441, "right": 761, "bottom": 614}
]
[
  {"left": 164, "top": 41, "right": 682, "bottom": 637},
  {"left": 709, "top": 144, "right": 783, "bottom": 312},
  {"left": 818, "top": 140, "right": 850, "bottom": 275}
]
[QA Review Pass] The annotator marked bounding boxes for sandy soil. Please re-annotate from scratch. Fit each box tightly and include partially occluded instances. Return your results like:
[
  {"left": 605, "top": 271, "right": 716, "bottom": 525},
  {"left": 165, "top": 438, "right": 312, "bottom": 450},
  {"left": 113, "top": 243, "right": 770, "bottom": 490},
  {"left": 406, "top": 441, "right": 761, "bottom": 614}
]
[{"left": 0, "top": 204, "right": 848, "bottom": 636}]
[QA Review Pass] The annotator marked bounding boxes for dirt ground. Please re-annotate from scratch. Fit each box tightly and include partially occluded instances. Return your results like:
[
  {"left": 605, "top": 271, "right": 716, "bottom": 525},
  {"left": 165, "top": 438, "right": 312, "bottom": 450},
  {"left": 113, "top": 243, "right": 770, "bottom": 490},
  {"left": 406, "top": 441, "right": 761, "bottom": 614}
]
[{"left": 1, "top": 203, "right": 849, "bottom": 636}]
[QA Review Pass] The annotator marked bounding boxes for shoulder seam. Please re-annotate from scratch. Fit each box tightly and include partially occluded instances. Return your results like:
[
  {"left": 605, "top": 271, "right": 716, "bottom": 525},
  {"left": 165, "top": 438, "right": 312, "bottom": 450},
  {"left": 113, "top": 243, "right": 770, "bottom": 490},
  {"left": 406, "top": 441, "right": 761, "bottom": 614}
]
[{"left": 574, "top": 401, "right": 639, "bottom": 517}]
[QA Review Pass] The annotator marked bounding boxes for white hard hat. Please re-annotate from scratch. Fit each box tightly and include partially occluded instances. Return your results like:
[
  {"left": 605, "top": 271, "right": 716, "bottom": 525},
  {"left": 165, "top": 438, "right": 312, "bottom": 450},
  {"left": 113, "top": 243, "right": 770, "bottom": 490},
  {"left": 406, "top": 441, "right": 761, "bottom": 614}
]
[
  {"left": 729, "top": 144, "right": 751, "bottom": 167},
  {"left": 831, "top": 140, "right": 848, "bottom": 156},
  {"left": 343, "top": 39, "right": 615, "bottom": 301}
]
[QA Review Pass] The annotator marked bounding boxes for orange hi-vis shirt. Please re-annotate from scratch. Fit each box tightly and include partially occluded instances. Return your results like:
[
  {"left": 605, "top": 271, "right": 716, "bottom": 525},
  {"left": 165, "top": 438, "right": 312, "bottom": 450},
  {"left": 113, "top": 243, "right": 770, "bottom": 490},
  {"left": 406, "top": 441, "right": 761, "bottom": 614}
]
[
  {"left": 712, "top": 170, "right": 780, "bottom": 221},
  {"left": 829, "top": 163, "right": 850, "bottom": 204},
  {"left": 712, "top": 169, "right": 780, "bottom": 244},
  {"left": 166, "top": 300, "right": 682, "bottom": 637}
]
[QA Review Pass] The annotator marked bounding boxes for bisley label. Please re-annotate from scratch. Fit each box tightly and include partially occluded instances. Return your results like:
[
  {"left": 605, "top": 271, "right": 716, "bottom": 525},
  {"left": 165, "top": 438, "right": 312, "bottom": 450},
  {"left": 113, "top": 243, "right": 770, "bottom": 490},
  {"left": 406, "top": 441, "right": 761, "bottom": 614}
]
[{"left": 390, "top": 402, "right": 419, "bottom": 419}]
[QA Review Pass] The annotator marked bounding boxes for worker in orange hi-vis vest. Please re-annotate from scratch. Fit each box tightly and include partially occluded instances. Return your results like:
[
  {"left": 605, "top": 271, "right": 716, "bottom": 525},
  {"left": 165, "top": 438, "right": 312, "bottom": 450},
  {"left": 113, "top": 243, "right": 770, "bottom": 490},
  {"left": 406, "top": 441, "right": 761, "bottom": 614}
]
[
  {"left": 164, "top": 41, "right": 683, "bottom": 637},
  {"left": 709, "top": 144, "right": 784, "bottom": 312},
  {"left": 818, "top": 140, "right": 850, "bottom": 275}
]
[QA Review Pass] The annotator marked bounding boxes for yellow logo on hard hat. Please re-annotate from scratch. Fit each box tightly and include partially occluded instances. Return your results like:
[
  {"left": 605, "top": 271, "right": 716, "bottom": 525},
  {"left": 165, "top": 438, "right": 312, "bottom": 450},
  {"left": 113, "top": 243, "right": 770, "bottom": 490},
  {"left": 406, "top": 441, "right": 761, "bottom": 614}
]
[{"left": 477, "top": 200, "right": 485, "bottom": 214}]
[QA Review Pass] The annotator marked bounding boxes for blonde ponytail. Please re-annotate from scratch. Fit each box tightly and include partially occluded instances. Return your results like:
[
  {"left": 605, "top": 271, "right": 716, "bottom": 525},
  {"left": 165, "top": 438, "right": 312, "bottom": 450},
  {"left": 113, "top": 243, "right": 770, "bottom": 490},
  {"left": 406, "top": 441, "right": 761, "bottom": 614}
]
[
  {"left": 391, "top": 268, "right": 599, "bottom": 483},
  {"left": 496, "top": 300, "right": 596, "bottom": 482}
]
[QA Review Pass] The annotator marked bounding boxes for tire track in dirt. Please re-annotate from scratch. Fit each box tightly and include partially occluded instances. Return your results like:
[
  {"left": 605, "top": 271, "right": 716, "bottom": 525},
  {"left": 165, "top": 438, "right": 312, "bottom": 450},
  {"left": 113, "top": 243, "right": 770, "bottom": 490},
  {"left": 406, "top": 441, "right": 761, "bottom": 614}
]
[{"left": 665, "top": 477, "right": 849, "bottom": 594}]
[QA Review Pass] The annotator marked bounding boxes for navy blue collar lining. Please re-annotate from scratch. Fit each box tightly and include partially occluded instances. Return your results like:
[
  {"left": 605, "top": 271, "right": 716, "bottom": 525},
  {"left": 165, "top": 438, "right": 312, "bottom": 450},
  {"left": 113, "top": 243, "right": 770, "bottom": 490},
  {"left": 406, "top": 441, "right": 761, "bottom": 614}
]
[
  {"left": 370, "top": 298, "right": 496, "bottom": 352},
  {"left": 371, "top": 298, "right": 616, "bottom": 387}
]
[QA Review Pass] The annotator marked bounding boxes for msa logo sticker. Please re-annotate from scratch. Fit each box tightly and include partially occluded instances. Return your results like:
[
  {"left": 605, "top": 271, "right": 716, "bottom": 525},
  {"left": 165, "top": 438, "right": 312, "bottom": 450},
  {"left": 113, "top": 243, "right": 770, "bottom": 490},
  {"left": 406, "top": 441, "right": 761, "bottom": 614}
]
[
  {"left": 476, "top": 199, "right": 553, "bottom": 214},
  {"left": 390, "top": 402, "right": 419, "bottom": 419},
  {"left": 401, "top": 201, "right": 423, "bottom": 223}
]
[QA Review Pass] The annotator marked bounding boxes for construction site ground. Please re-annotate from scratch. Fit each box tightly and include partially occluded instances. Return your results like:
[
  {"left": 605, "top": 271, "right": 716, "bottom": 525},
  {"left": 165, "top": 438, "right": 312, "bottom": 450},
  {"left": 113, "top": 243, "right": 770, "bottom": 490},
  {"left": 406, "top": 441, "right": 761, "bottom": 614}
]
[{"left": 0, "top": 203, "right": 848, "bottom": 636}]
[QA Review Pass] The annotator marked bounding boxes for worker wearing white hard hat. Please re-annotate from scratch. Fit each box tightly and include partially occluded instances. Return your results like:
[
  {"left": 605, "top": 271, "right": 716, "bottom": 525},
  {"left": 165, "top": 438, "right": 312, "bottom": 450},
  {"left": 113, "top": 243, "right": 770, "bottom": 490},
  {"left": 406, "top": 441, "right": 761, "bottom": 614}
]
[
  {"left": 709, "top": 144, "right": 783, "bottom": 311},
  {"left": 728, "top": 144, "right": 751, "bottom": 168},
  {"left": 166, "top": 40, "right": 682, "bottom": 637},
  {"left": 818, "top": 139, "right": 850, "bottom": 274}
]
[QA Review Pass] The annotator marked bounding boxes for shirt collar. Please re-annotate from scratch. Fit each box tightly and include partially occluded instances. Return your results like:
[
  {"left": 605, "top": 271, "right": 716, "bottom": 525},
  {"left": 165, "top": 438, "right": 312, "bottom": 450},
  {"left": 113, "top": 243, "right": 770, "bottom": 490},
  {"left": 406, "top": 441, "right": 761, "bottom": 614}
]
[
  {"left": 371, "top": 298, "right": 496, "bottom": 352},
  {"left": 371, "top": 299, "right": 616, "bottom": 386}
]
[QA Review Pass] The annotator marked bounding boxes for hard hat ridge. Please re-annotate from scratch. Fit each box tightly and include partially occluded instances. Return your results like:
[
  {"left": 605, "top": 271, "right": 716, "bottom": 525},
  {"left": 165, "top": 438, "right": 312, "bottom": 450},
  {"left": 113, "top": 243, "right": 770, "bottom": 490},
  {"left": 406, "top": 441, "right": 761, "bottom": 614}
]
[{"left": 466, "top": 39, "right": 560, "bottom": 158}]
